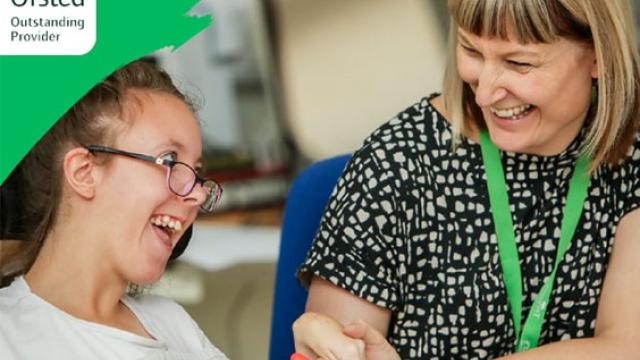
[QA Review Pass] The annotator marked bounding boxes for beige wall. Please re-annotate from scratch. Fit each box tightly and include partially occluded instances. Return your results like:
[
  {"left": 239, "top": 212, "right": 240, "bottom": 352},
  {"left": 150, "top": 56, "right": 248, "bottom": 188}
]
[{"left": 274, "top": 0, "right": 447, "bottom": 160}]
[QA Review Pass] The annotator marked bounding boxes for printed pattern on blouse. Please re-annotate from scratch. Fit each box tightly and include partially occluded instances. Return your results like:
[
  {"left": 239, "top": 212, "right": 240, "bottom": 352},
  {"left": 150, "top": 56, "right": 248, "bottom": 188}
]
[{"left": 298, "top": 95, "right": 640, "bottom": 359}]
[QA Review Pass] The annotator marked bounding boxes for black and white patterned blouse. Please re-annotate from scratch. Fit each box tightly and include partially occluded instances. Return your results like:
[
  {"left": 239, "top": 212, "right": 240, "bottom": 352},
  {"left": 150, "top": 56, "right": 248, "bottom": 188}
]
[{"left": 298, "top": 95, "right": 640, "bottom": 359}]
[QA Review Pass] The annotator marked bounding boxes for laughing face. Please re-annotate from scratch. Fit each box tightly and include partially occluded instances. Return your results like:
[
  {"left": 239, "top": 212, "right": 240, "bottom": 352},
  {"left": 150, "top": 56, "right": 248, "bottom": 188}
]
[
  {"left": 94, "top": 90, "right": 206, "bottom": 284},
  {"left": 456, "top": 27, "right": 597, "bottom": 155}
]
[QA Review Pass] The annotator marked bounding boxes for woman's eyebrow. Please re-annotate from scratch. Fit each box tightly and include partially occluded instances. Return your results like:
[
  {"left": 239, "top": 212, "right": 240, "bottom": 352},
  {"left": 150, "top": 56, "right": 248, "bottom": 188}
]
[
  {"left": 501, "top": 48, "right": 541, "bottom": 59},
  {"left": 458, "top": 31, "right": 540, "bottom": 59},
  {"left": 152, "top": 139, "right": 185, "bottom": 152}
]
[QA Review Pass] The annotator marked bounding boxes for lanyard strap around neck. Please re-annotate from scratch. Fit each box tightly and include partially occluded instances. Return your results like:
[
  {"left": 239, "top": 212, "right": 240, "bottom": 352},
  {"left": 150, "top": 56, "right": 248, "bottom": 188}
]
[{"left": 478, "top": 131, "right": 590, "bottom": 352}]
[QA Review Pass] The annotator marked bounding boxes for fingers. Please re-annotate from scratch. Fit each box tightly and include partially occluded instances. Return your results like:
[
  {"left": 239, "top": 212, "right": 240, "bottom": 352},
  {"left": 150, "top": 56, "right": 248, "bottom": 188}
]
[
  {"left": 293, "top": 313, "right": 400, "bottom": 360},
  {"left": 300, "top": 335, "right": 365, "bottom": 360},
  {"left": 343, "top": 319, "right": 388, "bottom": 347},
  {"left": 293, "top": 312, "right": 366, "bottom": 360},
  {"left": 292, "top": 342, "right": 316, "bottom": 360},
  {"left": 343, "top": 319, "right": 402, "bottom": 360}
]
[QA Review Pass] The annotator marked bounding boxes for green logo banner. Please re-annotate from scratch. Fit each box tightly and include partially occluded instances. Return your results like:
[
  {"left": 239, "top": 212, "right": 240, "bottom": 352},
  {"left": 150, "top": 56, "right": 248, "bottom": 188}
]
[{"left": 0, "top": 0, "right": 212, "bottom": 184}]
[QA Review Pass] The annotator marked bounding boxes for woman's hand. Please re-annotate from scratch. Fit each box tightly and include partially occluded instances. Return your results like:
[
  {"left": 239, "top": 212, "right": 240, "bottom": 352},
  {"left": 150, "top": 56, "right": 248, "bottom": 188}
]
[
  {"left": 293, "top": 312, "right": 365, "bottom": 360},
  {"left": 342, "top": 319, "right": 400, "bottom": 360},
  {"left": 292, "top": 312, "right": 400, "bottom": 360}
]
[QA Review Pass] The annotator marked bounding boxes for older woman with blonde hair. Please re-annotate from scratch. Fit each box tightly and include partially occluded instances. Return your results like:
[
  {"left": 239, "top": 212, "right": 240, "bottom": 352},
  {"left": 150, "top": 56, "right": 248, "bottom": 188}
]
[{"left": 292, "top": 0, "right": 640, "bottom": 359}]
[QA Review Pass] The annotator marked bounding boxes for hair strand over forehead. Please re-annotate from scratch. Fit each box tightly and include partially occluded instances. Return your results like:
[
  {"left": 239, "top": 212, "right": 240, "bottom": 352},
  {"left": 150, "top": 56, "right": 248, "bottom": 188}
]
[{"left": 450, "top": 0, "right": 592, "bottom": 43}]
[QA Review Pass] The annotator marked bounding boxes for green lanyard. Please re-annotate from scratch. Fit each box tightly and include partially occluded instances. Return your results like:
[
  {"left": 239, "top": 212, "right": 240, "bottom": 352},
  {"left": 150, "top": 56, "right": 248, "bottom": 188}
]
[{"left": 478, "top": 131, "right": 590, "bottom": 352}]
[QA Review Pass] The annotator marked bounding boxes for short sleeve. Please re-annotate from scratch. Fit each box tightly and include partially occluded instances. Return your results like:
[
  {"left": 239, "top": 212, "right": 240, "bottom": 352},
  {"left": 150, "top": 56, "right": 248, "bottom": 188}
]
[
  {"left": 618, "top": 132, "right": 640, "bottom": 217},
  {"left": 297, "top": 141, "right": 405, "bottom": 311}
]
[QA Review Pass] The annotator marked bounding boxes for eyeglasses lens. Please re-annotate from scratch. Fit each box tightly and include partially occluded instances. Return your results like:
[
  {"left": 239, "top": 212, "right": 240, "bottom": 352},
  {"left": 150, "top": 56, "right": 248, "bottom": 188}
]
[
  {"left": 200, "top": 180, "right": 221, "bottom": 212},
  {"left": 169, "top": 163, "right": 196, "bottom": 196},
  {"left": 169, "top": 163, "right": 221, "bottom": 213}
]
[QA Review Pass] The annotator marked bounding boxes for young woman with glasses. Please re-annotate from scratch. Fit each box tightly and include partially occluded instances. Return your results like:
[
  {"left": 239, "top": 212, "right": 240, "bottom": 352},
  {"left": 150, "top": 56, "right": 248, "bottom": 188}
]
[{"left": 0, "top": 61, "right": 228, "bottom": 359}]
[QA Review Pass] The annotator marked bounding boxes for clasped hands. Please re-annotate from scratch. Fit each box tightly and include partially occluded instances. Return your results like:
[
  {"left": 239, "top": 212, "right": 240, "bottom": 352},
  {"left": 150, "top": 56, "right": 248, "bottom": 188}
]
[{"left": 292, "top": 312, "right": 400, "bottom": 360}]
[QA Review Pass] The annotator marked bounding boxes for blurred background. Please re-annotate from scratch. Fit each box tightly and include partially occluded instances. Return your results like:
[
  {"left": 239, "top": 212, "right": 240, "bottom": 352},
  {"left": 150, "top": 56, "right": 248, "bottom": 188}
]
[
  {"left": 149, "top": 1, "right": 449, "bottom": 358},
  {"left": 150, "top": 1, "right": 640, "bottom": 359},
  {"left": 0, "top": 1, "right": 638, "bottom": 359},
  {"left": 147, "top": 1, "right": 448, "bottom": 359}
]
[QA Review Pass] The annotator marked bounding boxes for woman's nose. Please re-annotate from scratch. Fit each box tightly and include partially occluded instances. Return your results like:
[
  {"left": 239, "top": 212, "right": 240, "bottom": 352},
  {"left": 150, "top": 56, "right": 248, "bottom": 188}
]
[
  {"left": 181, "top": 182, "right": 208, "bottom": 208},
  {"left": 474, "top": 64, "right": 507, "bottom": 108}
]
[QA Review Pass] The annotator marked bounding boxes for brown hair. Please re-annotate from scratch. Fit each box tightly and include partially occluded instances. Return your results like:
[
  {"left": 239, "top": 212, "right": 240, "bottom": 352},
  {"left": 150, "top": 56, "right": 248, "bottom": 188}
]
[
  {"left": 5, "top": 60, "right": 192, "bottom": 275},
  {"left": 443, "top": 0, "right": 640, "bottom": 169}
]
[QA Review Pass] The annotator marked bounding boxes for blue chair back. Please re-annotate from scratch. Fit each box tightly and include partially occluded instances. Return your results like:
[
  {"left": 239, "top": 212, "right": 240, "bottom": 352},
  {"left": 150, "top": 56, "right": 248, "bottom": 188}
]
[{"left": 269, "top": 154, "right": 351, "bottom": 360}]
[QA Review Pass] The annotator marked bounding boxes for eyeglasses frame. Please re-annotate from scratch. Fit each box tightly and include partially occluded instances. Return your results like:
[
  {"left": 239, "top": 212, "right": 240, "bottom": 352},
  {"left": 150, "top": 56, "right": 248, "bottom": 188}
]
[{"left": 84, "top": 145, "right": 223, "bottom": 212}]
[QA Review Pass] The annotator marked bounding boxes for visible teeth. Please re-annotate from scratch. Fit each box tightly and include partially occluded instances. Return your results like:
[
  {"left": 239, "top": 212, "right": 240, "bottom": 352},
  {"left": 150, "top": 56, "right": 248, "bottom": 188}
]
[
  {"left": 491, "top": 104, "right": 532, "bottom": 118},
  {"left": 150, "top": 215, "right": 183, "bottom": 233}
]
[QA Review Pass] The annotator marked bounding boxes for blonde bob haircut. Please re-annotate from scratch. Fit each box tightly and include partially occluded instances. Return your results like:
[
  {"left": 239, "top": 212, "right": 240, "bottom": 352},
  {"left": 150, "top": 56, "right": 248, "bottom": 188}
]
[{"left": 443, "top": 0, "right": 640, "bottom": 169}]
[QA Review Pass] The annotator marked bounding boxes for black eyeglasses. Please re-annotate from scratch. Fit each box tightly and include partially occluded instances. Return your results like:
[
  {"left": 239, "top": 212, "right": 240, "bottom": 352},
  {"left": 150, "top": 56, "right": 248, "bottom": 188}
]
[{"left": 85, "top": 145, "right": 223, "bottom": 213}]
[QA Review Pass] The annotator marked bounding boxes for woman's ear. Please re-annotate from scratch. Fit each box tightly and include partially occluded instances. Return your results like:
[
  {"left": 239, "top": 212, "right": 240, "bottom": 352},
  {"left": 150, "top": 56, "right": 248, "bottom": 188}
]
[{"left": 62, "top": 148, "right": 98, "bottom": 200}]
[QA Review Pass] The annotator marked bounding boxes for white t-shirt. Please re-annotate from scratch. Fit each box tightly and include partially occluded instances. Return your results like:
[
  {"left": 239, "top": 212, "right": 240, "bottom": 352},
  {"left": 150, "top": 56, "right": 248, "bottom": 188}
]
[{"left": 0, "top": 276, "right": 229, "bottom": 360}]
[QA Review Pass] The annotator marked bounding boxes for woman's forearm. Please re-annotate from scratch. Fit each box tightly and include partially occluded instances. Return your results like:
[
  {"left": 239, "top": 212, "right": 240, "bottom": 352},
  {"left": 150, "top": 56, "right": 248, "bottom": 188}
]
[{"left": 498, "top": 335, "right": 639, "bottom": 360}]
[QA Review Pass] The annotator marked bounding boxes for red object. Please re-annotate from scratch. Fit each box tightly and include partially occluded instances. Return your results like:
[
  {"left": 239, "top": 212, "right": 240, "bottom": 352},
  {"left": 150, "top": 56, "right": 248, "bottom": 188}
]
[{"left": 290, "top": 353, "right": 310, "bottom": 360}]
